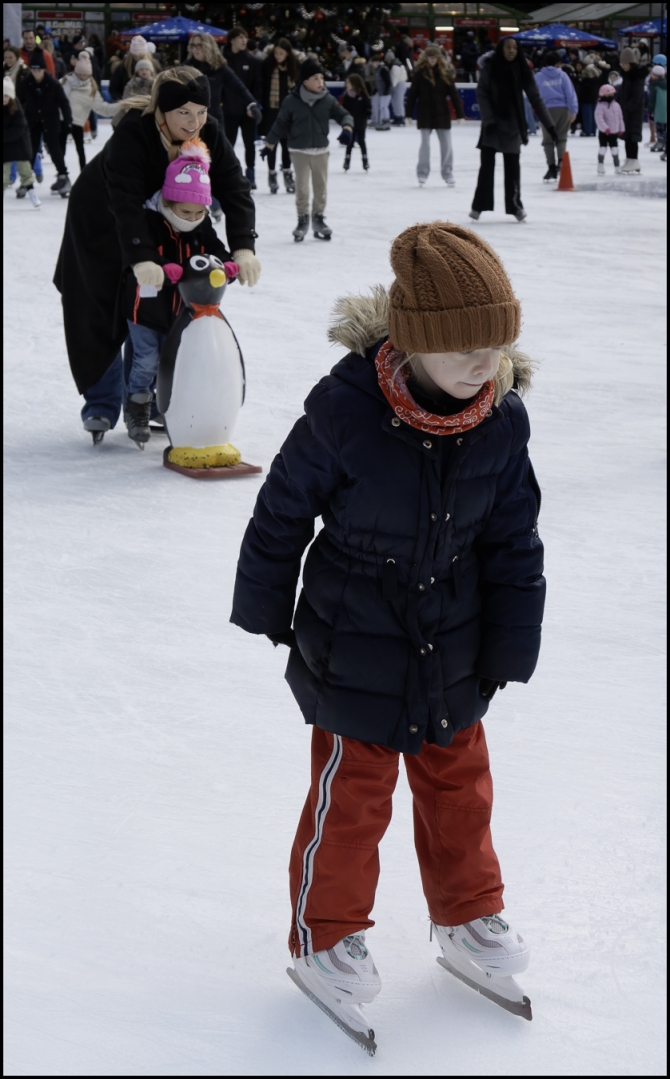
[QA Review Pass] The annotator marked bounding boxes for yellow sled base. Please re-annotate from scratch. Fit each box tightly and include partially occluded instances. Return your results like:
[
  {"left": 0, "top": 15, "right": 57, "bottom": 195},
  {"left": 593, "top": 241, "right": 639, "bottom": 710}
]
[{"left": 163, "top": 445, "right": 262, "bottom": 480}]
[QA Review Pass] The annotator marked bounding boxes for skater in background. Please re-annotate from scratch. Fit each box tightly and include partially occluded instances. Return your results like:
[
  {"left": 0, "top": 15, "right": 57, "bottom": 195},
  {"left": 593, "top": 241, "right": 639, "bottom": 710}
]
[
  {"left": 53, "top": 66, "right": 258, "bottom": 441},
  {"left": 222, "top": 27, "right": 264, "bottom": 190},
  {"left": 20, "top": 29, "right": 55, "bottom": 76},
  {"left": 119, "top": 139, "right": 232, "bottom": 448},
  {"left": 578, "top": 63, "right": 600, "bottom": 136},
  {"left": 17, "top": 50, "right": 72, "bottom": 196},
  {"left": 122, "top": 57, "right": 156, "bottom": 99},
  {"left": 594, "top": 84, "right": 624, "bottom": 173},
  {"left": 231, "top": 222, "right": 545, "bottom": 1050},
  {"left": 617, "top": 46, "right": 647, "bottom": 173},
  {"left": 341, "top": 72, "right": 370, "bottom": 171},
  {"left": 647, "top": 65, "right": 667, "bottom": 158},
  {"left": 406, "top": 45, "right": 464, "bottom": 187},
  {"left": 263, "top": 59, "right": 352, "bottom": 241},
  {"left": 386, "top": 49, "right": 407, "bottom": 125},
  {"left": 60, "top": 51, "right": 119, "bottom": 173},
  {"left": 369, "top": 53, "right": 391, "bottom": 130},
  {"left": 259, "top": 38, "right": 298, "bottom": 194},
  {"left": 109, "top": 35, "right": 159, "bottom": 101},
  {"left": 470, "top": 36, "right": 556, "bottom": 222},
  {"left": 3, "top": 76, "right": 40, "bottom": 207},
  {"left": 4, "top": 45, "right": 28, "bottom": 90},
  {"left": 534, "top": 51, "right": 578, "bottom": 180}
]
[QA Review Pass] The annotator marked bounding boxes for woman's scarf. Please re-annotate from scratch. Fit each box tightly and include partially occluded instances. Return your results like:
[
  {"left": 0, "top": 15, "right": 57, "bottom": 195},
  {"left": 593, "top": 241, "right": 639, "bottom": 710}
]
[{"left": 375, "top": 339, "right": 494, "bottom": 436}]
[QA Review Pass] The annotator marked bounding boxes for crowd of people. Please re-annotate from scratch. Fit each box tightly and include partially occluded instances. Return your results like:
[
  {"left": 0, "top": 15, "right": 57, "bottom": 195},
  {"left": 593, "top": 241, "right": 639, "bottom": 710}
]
[{"left": 2, "top": 21, "right": 666, "bottom": 434}]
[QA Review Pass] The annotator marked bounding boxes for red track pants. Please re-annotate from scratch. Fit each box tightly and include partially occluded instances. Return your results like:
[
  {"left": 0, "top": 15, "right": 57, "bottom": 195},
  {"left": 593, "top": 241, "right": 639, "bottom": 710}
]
[{"left": 289, "top": 723, "right": 504, "bottom": 957}]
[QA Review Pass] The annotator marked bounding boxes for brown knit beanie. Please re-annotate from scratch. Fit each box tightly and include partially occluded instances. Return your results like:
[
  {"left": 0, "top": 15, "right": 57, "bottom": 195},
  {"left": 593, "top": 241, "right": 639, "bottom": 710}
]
[{"left": 388, "top": 222, "right": 521, "bottom": 353}]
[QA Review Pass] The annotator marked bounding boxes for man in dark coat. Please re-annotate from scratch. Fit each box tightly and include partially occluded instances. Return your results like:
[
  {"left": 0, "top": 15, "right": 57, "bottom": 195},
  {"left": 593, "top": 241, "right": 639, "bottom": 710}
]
[
  {"left": 17, "top": 51, "right": 71, "bottom": 193},
  {"left": 617, "top": 46, "right": 648, "bottom": 170},
  {"left": 471, "top": 37, "right": 555, "bottom": 220},
  {"left": 53, "top": 72, "right": 257, "bottom": 432},
  {"left": 222, "top": 27, "right": 263, "bottom": 187},
  {"left": 460, "top": 31, "right": 480, "bottom": 82}
]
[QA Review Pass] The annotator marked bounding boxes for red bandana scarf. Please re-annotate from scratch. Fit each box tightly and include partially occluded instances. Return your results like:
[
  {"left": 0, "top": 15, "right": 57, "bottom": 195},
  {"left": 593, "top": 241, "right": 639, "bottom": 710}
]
[{"left": 375, "top": 338, "right": 495, "bottom": 436}]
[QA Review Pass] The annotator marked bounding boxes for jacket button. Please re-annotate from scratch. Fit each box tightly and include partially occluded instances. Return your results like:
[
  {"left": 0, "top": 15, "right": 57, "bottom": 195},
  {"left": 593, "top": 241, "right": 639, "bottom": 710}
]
[
  {"left": 456, "top": 437, "right": 463, "bottom": 446},
  {"left": 486, "top": 410, "right": 493, "bottom": 417},
  {"left": 423, "top": 439, "right": 432, "bottom": 449},
  {"left": 430, "top": 512, "right": 437, "bottom": 521},
  {"left": 445, "top": 513, "right": 451, "bottom": 521},
  {"left": 441, "top": 718, "right": 449, "bottom": 728},
  {"left": 419, "top": 647, "right": 426, "bottom": 655},
  {"left": 409, "top": 724, "right": 419, "bottom": 733},
  {"left": 427, "top": 643, "right": 433, "bottom": 651},
  {"left": 391, "top": 417, "right": 401, "bottom": 427},
  {"left": 452, "top": 555, "right": 459, "bottom": 562},
  {"left": 430, "top": 576, "right": 435, "bottom": 584},
  {"left": 418, "top": 583, "right": 425, "bottom": 591}
]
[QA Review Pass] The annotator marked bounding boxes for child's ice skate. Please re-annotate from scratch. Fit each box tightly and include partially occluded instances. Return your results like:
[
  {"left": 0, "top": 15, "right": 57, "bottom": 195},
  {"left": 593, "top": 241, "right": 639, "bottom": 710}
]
[
  {"left": 597, "top": 156, "right": 606, "bottom": 174},
  {"left": 124, "top": 392, "right": 153, "bottom": 449},
  {"left": 433, "top": 915, "right": 532, "bottom": 1020},
  {"left": 287, "top": 933, "right": 380, "bottom": 1055},
  {"left": 312, "top": 212, "right": 332, "bottom": 240},
  {"left": 83, "top": 416, "right": 111, "bottom": 445}
]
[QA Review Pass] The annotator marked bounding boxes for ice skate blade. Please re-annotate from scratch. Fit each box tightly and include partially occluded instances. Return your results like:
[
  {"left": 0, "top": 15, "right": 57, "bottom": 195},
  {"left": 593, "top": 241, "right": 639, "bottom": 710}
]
[
  {"left": 286, "top": 967, "right": 377, "bottom": 1056},
  {"left": 436, "top": 957, "right": 532, "bottom": 1021},
  {"left": 91, "top": 431, "right": 105, "bottom": 445}
]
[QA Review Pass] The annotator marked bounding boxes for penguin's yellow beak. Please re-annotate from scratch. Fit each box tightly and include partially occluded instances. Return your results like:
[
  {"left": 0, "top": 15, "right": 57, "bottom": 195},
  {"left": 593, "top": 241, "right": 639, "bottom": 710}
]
[{"left": 209, "top": 269, "right": 226, "bottom": 288}]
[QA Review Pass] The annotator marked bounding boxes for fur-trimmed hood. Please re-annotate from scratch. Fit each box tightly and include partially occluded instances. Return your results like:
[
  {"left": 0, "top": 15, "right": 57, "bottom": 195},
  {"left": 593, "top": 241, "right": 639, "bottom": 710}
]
[{"left": 327, "top": 286, "right": 535, "bottom": 405}]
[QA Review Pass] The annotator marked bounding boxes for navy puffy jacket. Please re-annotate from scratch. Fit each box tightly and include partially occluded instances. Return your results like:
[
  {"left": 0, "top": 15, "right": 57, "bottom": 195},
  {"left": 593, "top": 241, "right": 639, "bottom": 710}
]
[{"left": 231, "top": 306, "right": 545, "bottom": 755}]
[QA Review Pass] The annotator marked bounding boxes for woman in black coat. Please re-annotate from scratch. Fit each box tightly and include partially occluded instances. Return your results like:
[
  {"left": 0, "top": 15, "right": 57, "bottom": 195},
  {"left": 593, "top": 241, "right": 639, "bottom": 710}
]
[
  {"left": 53, "top": 67, "right": 259, "bottom": 434},
  {"left": 617, "top": 48, "right": 648, "bottom": 169},
  {"left": 186, "top": 31, "right": 256, "bottom": 127},
  {"left": 405, "top": 45, "right": 464, "bottom": 185},
  {"left": 471, "top": 36, "right": 555, "bottom": 221},
  {"left": 259, "top": 38, "right": 298, "bottom": 192},
  {"left": 17, "top": 59, "right": 72, "bottom": 187},
  {"left": 3, "top": 90, "right": 38, "bottom": 200}
]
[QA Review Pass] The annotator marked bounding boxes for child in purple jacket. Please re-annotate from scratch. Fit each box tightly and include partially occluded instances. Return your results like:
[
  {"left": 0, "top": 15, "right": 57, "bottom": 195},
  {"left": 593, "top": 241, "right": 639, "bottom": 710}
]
[{"left": 595, "top": 84, "right": 625, "bottom": 174}]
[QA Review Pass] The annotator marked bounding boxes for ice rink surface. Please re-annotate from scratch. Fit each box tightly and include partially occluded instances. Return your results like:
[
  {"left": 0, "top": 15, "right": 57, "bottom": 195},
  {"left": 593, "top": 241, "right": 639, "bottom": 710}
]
[{"left": 4, "top": 120, "right": 667, "bottom": 1076}]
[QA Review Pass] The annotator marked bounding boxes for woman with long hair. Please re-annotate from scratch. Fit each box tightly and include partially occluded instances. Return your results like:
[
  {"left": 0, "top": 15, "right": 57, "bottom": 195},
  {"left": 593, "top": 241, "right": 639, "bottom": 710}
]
[
  {"left": 406, "top": 45, "right": 464, "bottom": 186},
  {"left": 260, "top": 37, "right": 298, "bottom": 193},
  {"left": 470, "top": 36, "right": 555, "bottom": 222},
  {"left": 54, "top": 66, "right": 259, "bottom": 442},
  {"left": 187, "top": 31, "right": 256, "bottom": 129}
]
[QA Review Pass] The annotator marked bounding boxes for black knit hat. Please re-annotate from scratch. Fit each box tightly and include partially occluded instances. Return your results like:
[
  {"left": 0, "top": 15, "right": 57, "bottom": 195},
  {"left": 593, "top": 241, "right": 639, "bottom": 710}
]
[
  {"left": 157, "top": 74, "right": 210, "bottom": 112},
  {"left": 299, "top": 58, "right": 324, "bottom": 83},
  {"left": 28, "top": 49, "right": 47, "bottom": 69}
]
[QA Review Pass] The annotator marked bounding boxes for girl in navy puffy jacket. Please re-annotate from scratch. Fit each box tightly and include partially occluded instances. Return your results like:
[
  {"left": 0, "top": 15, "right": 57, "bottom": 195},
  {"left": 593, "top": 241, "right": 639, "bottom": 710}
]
[{"left": 231, "top": 223, "right": 545, "bottom": 1049}]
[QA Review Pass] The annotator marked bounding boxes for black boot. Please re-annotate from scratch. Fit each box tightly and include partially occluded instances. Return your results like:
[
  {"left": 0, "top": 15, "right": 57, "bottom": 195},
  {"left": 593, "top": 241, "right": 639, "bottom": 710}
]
[
  {"left": 362, "top": 153, "right": 370, "bottom": 171},
  {"left": 312, "top": 212, "right": 332, "bottom": 240},
  {"left": 293, "top": 214, "right": 309, "bottom": 242},
  {"left": 50, "top": 173, "right": 71, "bottom": 197},
  {"left": 282, "top": 168, "right": 296, "bottom": 193},
  {"left": 124, "top": 392, "right": 152, "bottom": 448},
  {"left": 543, "top": 163, "right": 558, "bottom": 181},
  {"left": 269, "top": 170, "right": 279, "bottom": 193},
  {"left": 343, "top": 152, "right": 351, "bottom": 171},
  {"left": 246, "top": 166, "right": 256, "bottom": 190}
]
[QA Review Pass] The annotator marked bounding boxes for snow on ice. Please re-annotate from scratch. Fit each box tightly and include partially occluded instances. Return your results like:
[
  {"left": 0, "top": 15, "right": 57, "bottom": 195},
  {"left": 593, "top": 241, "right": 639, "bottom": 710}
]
[{"left": 4, "top": 119, "right": 667, "bottom": 1076}]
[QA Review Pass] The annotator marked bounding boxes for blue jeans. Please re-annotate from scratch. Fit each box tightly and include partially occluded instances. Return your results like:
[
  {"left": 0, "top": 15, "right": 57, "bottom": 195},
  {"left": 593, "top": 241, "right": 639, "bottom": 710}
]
[
  {"left": 81, "top": 350, "right": 124, "bottom": 428},
  {"left": 581, "top": 103, "right": 596, "bottom": 136},
  {"left": 523, "top": 93, "right": 537, "bottom": 135},
  {"left": 125, "top": 321, "right": 167, "bottom": 394}
]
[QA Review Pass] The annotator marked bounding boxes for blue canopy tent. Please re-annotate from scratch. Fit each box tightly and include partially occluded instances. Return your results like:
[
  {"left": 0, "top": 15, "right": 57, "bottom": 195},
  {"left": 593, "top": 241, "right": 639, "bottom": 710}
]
[
  {"left": 120, "top": 15, "right": 227, "bottom": 61},
  {"left": 513, "top": 23, "right": 618, "bottom": 49},
  {"left": 617, "top": 18, "right": 667, "bottom": 37}
]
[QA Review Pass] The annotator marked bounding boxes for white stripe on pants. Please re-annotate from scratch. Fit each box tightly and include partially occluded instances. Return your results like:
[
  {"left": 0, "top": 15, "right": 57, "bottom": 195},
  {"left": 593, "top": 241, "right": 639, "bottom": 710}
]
[
  {"left": 417, "top": 128, "right": 454, "bottom": 182},
  {"left": 295, "top": 734, "right": 343, "bottom": 956}
]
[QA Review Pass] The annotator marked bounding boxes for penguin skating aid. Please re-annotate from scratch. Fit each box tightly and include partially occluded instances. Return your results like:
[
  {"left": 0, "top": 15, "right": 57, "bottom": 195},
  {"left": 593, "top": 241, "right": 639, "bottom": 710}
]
[{"left": 156, "top": 257, "right": 261, "bottom": 479}]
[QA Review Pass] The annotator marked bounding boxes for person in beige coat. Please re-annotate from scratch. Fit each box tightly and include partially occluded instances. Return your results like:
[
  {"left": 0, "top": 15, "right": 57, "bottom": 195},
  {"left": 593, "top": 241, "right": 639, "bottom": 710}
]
[{"left": 60, "top": 51, "right": 119, "bottom": 171}]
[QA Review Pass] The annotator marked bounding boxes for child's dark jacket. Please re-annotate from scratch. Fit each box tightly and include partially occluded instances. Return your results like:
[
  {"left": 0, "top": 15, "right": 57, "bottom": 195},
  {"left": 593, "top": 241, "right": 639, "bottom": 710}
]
[
  {"left": 121, "top": 206, "right": 230, "bottom": 333},
  {"left": 339, "top": 91, "right": 372, "bottom": 128},
  {"left": 231, "top": 292, "right": 545, "bottom": 755}
]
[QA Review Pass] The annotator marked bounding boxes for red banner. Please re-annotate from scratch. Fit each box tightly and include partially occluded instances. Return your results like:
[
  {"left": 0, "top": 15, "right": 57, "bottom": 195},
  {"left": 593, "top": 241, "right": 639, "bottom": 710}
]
[
  {"left": 455, "top": 18, "right": 498, "bottom": 28},
  {"left": 37, "top": 10, "right": 83, "bottom": 18}
]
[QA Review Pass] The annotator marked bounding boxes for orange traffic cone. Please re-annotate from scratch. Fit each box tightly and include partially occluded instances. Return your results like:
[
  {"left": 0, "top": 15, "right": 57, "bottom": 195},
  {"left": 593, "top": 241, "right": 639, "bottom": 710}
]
[{"left": 556, "top": 151, "right": 577, "bottom": 191}]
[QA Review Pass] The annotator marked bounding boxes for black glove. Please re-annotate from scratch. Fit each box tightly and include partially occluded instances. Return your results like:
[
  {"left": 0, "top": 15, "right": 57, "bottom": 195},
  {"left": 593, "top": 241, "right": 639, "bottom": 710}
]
[
  {"left": 338, "top": 128, "right": 353, "bottom": 146},
  {"left": 479, "top": 678, "right": 507, "bottom": 701},
  {"left": 249, "top": 104, "right": 262, "bottom": 124},
  {"left": 259, "top": 143, "right": 271, "bottom": 160},
  {"left": 267, "top": 630, "right": 297, "bottom": 649},
  {"left": 547, "top": 124, "right": 559, "bottom": 143}
]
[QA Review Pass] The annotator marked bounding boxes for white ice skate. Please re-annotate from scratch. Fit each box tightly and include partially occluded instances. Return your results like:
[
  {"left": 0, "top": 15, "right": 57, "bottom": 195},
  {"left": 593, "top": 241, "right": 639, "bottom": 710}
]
[
  {"left": 433, "top": 915, "right": 532, "bottom": 1020},
  {"left": 287, "top": 933, "right": 381, "bottom": 1055},
  {"left": 621, "top": 158, "right": 641, "bottom": 174}
]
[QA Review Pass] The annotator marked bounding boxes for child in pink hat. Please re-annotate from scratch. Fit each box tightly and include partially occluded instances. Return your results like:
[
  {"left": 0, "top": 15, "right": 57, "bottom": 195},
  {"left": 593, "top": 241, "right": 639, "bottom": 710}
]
[{"left": 121, "top": 139, "right": 237, "bottom": 446}]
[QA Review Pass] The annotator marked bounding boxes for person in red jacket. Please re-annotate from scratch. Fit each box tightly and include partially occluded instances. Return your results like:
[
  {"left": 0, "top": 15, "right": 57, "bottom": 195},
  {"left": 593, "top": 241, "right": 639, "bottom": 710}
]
[{"left": 20, "top": 30, "right": 55, "bottom": 76}]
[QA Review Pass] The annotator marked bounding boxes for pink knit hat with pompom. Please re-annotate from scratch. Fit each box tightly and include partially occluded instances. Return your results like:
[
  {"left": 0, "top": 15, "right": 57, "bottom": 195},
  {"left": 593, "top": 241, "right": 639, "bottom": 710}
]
[
  {"left": 161, "top": 138, "right": 212, "bottom": 206},
  {"left": 598, "top": 83, "right": 616, "bottom": 97}
]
